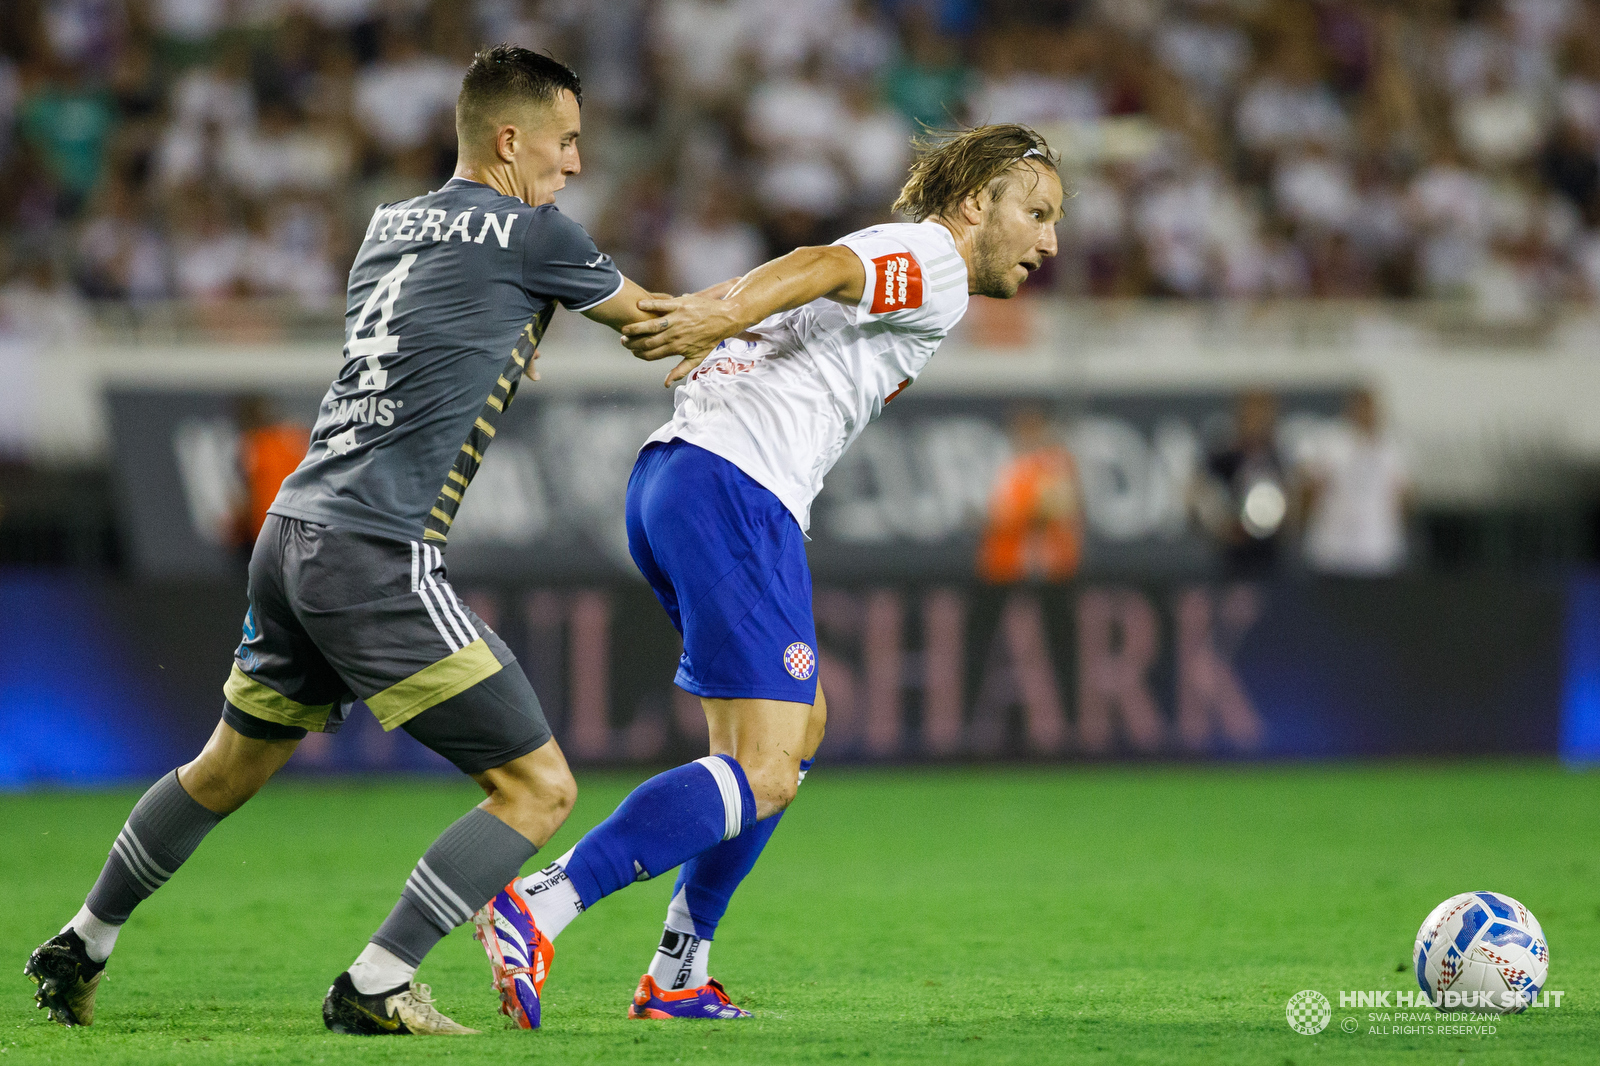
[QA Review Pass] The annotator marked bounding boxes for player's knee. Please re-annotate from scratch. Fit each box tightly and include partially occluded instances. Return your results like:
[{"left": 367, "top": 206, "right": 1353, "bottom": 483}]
[
  {"left": 541, "top": 761, "right": 578, "bottom": 816},
  {"left": 766, "top": 774, "right": 799, "bottom": 813},
  {"left": 178, "top": 755, "right": 268, "bottom": 815},
  {"left": 485, "top": 752, "right": 576, "bottom": 823},
  {"left": 180, "top": 720, "right": 299, "bottom": 814},
  {"left": 742, "top": 755, "right": 800, "bottom": 815}
]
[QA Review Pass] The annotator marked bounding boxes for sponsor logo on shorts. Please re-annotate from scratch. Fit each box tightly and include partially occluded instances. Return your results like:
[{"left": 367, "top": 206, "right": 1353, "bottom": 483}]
[
  {"left": 783, "top": 642, "right": 816, "bottom": 681},
  {"left": 236, "top": 607, "right": 261, "bottom": 671}
]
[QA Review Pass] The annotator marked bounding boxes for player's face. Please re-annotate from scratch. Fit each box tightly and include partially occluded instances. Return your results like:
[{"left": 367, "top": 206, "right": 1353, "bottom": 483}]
[
  {"left": 970, "top": 163, "right": 1063, "bottom": 299},
  {"left": 511, "top": 89, "right": 582, "bottom": 206}
]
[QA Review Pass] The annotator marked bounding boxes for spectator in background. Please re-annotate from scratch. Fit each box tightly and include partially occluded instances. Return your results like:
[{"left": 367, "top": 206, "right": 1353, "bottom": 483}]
[
  {"left": 149, "top": 0, "right": 230, "bottom": 54},
  {"left": 74, "top": 176, "right": 169, "bottom": 301},
  {"left": 170, "top": 190, "right": 247, "bottom": 299},
  {"left": 978, "top": 407, "right": 1083, "bottom": 584},
  {"left": 970, "top": 27, "right": 1100, "bottom": 128},
  {"left": 663, "top": 182, "right": 764, "bottom": 296},
  {"left": 1059, "top": 166, "right": 1131, "bottom": 296},
  {"left": 351, "top": 23, "right": 459, "bottom": 154},
  {"left": 17, "top": 62, "right": 117, "bottom": 215},
  {"left": 746, "top": 51, "right": 850, "bottom": 253},
  {"left": 1153, "top": 0, "right": 1250, "bottom": 109},
  {"left": 1410, "top": 141, "right": 1493, "bottom": 296},
  {"left": 240, "top": 197, "right": 341, "bottom": 303},
  {"left": 0, "top": 255, "right": 88, "bottom": 346},
  {"left": 1298, "top": 387, "right": 1412, "bottom": 577},
  {"left": 837, "top": 78, "right": 913, "bottom": 217},
  {"left": 233, "top": 394, "right": 307, "bottom": 549},
  {"left": 825, "top": 0, "right": 897, "bottom": 82},
  {"left": 652, "top": 0, "right": 759, "bottom": 113},
  {"left": 883, "top": 16, "right": 970, "bottom": 129},
  {"left": 9, "top": 0, "right": 1600, "bottom": 312},
  {"left": 1193, "top": 389, "right": 1289, "bottom": 575},
  {"left": 1235, "top": 42, "right": 1350, "bottom": 165},
  {"left": 218, "top": 100, "right": 351, "bottom": 200},
  {"left": 1454, "top": 65, "right": 1550, "bottom": 169},
  {"left": 168, "top": 43, "right": 254, "bottom": 131}
]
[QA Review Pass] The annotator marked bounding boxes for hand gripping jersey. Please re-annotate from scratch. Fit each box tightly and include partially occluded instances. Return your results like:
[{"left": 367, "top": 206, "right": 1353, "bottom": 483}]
[
  {"left": 644, "top": 220, "right": 969, "bottom": 531},
  {"left": 270, "top": 177, "right": 623, "bottom": 543}
]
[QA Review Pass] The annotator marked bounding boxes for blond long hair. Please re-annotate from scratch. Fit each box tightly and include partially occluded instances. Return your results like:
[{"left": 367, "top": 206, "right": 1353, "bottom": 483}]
[{"left": 892, "top": 124, "right": 1061, "bottom": 223}]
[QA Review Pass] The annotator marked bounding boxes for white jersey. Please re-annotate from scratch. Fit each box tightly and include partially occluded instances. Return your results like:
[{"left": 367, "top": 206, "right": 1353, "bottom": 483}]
[
  {"left": 644, "top": 220, "right": 969, "bottom": 531},
  {"left": 1301, "top": 426, "right": 1410, "bottom": 576}
]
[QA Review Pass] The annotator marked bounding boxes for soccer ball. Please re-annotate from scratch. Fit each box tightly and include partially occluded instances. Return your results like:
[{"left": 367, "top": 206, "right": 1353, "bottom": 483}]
[{"left": 1414, "top": 892, "right": 1548, "bottom": 1014}]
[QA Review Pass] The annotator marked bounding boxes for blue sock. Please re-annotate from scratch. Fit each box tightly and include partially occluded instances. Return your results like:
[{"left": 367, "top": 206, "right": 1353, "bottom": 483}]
[
  {"left": 562, "top": 755, "right": 756, "bottom": 909},
  {"left": 670, "top": 757, "right": 812, "bottom": 939}
]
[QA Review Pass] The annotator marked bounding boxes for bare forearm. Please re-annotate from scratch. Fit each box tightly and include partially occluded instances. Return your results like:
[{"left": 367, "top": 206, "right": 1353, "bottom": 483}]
[
  {"left": 581, "top": 276, "right": 664, "bottom": 332},
  {"left": 717, "top": 246, "right": 864, "bottom": 332},
  {"left": 617, "top": 244, "right": 864, "bottom": 386}
]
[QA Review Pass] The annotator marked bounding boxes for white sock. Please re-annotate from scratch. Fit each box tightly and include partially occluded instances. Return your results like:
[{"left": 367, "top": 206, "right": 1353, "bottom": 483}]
[
  {"left": 648, "top": 927, "right": 710, "bottom": 990},
  {"left": 646, "top": 887, "right": 710, "bottom": 989},
  {"left": 514, "top": 849, "right": 585, "bottom": 941},
  {"left": 348, "top": 942, "right": 416, "bottom": 995},
  {"left": 65, "top": 904, "right": 120, "bottom": 964}
]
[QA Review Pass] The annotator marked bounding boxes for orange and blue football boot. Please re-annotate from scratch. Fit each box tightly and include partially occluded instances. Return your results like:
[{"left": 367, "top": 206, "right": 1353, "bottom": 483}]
[
  {"left": 471, "top": 884, "right": 553, "bottom": 1029},
  {"left": 627, "top": 974, "right": 752, "bottom": 1019}
]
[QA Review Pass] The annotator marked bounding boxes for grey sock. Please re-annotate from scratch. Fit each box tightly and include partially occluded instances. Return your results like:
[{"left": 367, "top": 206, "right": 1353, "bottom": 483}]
[
  {"left": 84, "top": 770, "right": 224, "bottom": 925},
  {"left": 370, "top": 807, "right": 537, "bottom": 966}
]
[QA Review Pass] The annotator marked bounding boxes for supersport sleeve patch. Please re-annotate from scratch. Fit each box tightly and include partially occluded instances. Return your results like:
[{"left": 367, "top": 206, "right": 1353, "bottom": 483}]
[{"left": 869, "top": 251, "right": 924, "bottom": 314}]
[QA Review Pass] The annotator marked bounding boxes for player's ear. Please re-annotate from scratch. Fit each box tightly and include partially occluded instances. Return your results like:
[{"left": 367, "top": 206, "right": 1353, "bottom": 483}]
[
  {"left": 958, "top": 191, "right": 985, "bottom": 226},
  {"left": 496, "top": 123, "right": 518, "bottom": 164}
]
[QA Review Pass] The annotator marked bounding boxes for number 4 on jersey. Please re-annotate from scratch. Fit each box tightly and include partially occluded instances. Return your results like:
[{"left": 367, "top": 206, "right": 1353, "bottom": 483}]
[{"left": 347, "top": 254, "right": 416, "bottom": 391}]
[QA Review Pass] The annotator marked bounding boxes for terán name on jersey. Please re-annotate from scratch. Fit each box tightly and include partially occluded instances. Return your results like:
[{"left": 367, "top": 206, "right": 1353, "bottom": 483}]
[
  {"left": 269, "top": 177, "right": 622, "bottom": 545},
  {"left": 645, "top": 220, "right": 969, "bottom": 533},
  {"left": 362, "top": 204, "right": 540, "bottom": 250}
]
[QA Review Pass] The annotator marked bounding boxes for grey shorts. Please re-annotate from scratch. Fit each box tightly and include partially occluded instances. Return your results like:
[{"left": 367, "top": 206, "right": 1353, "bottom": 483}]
[{"left": 223, "top": 514, "right": 551, "bottom": 774}]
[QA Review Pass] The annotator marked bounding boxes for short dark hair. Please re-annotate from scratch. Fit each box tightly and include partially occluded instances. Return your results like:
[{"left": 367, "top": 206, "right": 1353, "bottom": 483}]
[
  {"left": 892, "top": 124, "right": 1060, "bottom": 223},
  {"left": 457, "top": 45, "right": 582, "bottom": 143}
]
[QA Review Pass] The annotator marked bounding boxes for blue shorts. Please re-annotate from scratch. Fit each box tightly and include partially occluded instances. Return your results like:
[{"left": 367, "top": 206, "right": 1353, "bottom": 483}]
[{"left": 626, "top": 439, "right": 818, "bottom": 704}]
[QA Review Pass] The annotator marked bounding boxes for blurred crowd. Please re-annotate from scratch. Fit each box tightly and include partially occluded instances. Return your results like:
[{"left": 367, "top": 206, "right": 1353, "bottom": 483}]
[{"left": 5, "top": 0, "right": 1600, "bottom": 316}]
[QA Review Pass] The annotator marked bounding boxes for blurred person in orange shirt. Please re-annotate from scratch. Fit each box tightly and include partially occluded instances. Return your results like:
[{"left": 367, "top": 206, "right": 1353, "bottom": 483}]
[
  {"left": 233, "top": 394, "right": 307, "bottom": 548},
  {"left": 978, "top": 406, "right": 1083, "bottom": 583}
]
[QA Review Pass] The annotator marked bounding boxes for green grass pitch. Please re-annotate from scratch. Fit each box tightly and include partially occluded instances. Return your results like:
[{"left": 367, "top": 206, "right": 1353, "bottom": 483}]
[{"left": 2, "top": 764, "right": 1596, "bottom": 1064}]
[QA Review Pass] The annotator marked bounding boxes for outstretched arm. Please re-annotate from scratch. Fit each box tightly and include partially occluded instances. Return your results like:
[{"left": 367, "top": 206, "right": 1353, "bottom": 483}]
[
  {"left": 619, "top": 245, "right": 866, "bottom": 386},
  {"left": 580, "top": 276, "right": 669, "bottom": 333}
]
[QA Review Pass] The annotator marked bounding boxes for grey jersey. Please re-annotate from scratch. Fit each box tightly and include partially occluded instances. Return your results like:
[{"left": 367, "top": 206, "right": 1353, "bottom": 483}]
[{"left": 270, "top": 177, "right": 622, "bottom": 544}]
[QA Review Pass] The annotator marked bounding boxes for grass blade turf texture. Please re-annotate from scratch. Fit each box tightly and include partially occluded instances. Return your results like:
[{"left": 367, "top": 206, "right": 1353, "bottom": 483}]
[{"left": 2, "top": 764, "right": 1596, "bottom": 1064}]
